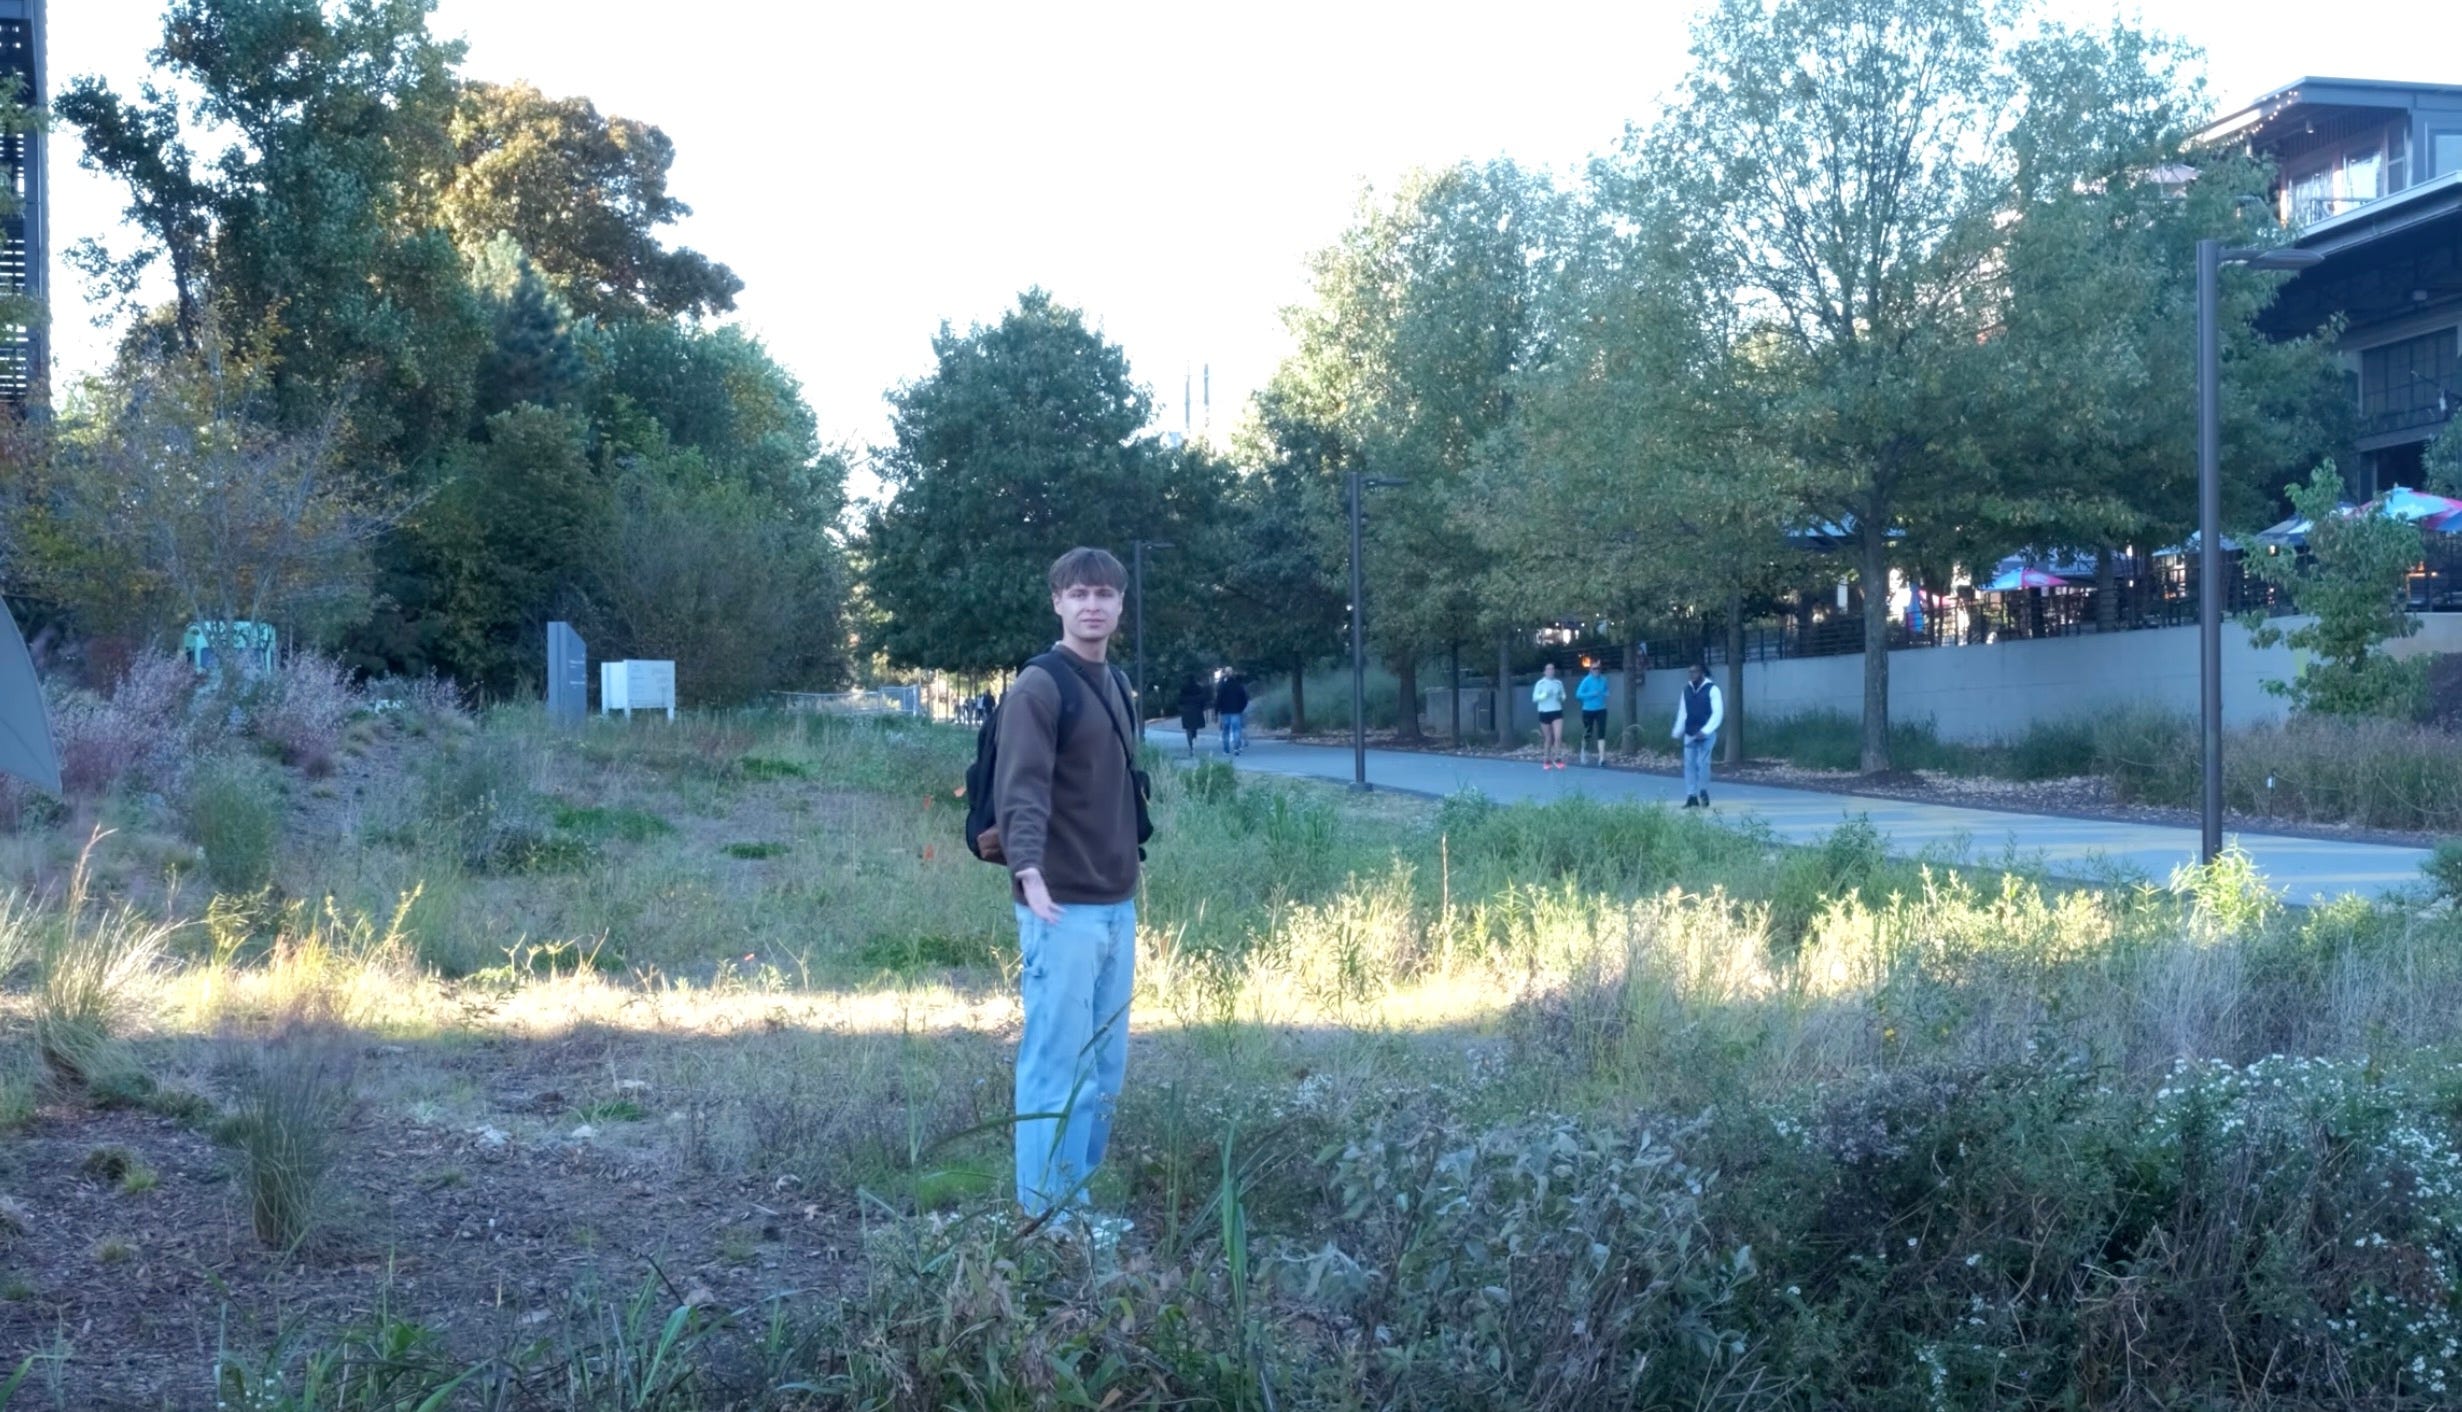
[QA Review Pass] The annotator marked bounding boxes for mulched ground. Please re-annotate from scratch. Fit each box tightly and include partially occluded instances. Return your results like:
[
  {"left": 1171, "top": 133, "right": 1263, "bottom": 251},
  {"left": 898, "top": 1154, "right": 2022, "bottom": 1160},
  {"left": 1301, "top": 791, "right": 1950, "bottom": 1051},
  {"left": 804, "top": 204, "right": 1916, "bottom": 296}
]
[{"left": 0, "top": 1034, "right": 866, "bottom": 1410}]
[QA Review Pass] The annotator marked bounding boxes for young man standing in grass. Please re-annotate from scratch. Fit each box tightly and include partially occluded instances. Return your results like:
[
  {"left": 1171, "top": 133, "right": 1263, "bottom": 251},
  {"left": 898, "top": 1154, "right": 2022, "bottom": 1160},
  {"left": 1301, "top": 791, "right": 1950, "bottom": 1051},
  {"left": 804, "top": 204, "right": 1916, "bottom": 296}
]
[{"left": 992, "top": 547, "right": 1142, "bottom": 1236}]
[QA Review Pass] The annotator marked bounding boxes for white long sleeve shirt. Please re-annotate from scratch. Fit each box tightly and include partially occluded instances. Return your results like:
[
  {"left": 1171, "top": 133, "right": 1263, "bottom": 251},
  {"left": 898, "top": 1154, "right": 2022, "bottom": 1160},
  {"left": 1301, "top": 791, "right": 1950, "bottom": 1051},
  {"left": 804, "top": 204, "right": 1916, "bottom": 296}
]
[{"left": 1670, "top": 680, "right": 1724, "bottom": 740}]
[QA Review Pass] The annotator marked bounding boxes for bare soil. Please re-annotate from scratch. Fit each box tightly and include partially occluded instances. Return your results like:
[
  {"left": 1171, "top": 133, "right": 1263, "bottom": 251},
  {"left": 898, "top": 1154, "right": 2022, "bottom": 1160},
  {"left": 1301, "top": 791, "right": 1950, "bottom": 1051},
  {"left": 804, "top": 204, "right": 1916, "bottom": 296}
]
[{"left": 0, "top": 1032, "right": 866, "bottom": 1410}]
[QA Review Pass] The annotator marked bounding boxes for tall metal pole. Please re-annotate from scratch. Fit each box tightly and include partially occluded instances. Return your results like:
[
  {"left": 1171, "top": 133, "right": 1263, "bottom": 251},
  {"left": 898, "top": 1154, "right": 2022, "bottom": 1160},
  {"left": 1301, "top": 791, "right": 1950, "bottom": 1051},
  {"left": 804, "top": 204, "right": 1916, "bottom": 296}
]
[
  {"left": 1133, "top": 539, "right": 1147, "bottom": 718},
  {"left": 1130, "top": 539, "right": 1170, "bottom": 722},
  {"left": 1348, "top": 471, "right": 1369, "bottom": 791},
  {"left": 2196, "top": 237, "right": 2224, "bottom": 865}
]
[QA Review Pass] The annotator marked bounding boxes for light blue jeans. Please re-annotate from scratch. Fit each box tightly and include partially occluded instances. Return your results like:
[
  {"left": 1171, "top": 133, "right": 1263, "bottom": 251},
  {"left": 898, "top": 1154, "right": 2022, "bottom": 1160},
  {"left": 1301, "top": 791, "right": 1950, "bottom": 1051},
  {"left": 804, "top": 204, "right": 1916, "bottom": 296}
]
[
  {"left": 1219, "top": 712, "right": 1245, "bottom": 754},
  {"left": 1013, "top": 898, "right": 1136, "bottom": 1216},
  {"left": 1682, "top": 732, "right": 1716, "bottom": 798}
]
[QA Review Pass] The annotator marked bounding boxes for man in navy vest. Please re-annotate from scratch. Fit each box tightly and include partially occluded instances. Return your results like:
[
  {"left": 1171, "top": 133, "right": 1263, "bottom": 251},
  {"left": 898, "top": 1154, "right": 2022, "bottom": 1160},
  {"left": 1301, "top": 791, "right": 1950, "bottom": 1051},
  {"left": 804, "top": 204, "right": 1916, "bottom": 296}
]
[{"left": 1670, "top": 663, "right": 1724, "bottom": 808}]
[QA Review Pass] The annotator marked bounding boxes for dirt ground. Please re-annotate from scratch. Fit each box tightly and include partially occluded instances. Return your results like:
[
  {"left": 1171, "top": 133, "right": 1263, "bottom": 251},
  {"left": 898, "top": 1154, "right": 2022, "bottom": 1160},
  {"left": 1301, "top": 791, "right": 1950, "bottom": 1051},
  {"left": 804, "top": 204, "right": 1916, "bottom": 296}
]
[{"left": 0, "top": 1029, "right": 871, "bottom": 1410}]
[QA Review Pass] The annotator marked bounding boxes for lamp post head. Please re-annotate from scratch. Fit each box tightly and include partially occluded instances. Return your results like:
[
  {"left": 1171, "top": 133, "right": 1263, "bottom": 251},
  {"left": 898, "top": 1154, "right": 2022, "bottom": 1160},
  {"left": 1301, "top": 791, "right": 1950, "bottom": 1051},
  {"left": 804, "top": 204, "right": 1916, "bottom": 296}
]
[{"left": 2223, "top": 246, "right": 2324, "bottom": 271}]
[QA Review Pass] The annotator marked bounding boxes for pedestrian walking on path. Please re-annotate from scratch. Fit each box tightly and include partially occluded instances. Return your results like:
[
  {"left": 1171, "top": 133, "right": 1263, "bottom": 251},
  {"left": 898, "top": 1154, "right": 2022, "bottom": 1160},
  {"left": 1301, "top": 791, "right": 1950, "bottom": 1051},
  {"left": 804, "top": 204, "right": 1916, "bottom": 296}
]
[
  {"left": 1672, "top": 663, "right": 1723, "bottom": 807},
  {"left": 1175, "top": 677, "right": 1209, "bottom": 757},
  {"left": 1575, "top": 659, "right": 1611, "bottom": 765},
  {"left": 988, "top": 547, "right": 1146, "bottom": 1237},
  {"left": 1532, "top": 662, "right": 1567, "bottom": 770},
  {"left": 1213, "top": 672, "right": 1249, "bottom": 756}
]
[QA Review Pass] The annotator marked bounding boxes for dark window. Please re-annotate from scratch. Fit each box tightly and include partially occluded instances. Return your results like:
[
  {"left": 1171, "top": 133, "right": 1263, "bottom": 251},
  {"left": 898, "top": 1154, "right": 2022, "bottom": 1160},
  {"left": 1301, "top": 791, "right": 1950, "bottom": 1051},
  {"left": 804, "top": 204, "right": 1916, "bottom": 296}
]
[
  {"left": 2359, "top": 330, "right": 2458, "bottom": 437},
  {"left": 2362, "top": 441, "right": 2427, "bottom": 500},
  {"left": 2437, "top": 130, "right": 2462, "bottom": 179}
]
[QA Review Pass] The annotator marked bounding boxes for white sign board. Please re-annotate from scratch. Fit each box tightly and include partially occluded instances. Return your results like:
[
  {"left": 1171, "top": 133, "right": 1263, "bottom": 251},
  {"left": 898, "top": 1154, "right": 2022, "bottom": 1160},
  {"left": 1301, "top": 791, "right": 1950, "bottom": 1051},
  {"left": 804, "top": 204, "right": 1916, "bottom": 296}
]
[{"left": 600, "top": 659, "right": 677, "bottom": 720}]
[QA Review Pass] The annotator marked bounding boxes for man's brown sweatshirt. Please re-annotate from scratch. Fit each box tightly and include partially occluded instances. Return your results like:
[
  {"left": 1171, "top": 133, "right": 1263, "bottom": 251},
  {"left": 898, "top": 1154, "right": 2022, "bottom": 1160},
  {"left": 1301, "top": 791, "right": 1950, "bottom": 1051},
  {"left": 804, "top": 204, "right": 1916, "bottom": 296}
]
[{"left": 992, "top": 645, "right": 1141, "bottom": 904}]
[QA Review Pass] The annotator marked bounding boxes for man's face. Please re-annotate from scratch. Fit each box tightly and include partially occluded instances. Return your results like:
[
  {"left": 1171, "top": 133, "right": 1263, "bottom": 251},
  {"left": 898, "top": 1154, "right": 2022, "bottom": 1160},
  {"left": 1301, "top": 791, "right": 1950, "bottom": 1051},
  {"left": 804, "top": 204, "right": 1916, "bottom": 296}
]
[
  {"left": 1053, "top": 581, "right": 1123, "bottom": 643},
  {"left": 1689, "top": 668, "right": 1706, "bottom": 686}
]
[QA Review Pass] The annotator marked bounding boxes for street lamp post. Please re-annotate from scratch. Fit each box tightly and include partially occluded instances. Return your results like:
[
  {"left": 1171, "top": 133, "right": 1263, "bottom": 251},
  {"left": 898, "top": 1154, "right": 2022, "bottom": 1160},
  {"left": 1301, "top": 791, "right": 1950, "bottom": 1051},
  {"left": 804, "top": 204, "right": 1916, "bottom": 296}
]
[
  {"left": 1131, "top": 538, "right": 1172, "bottom": 720},
  {"left": 2196, "top": 237, "right": 2323, "bottom": 864},
  {"left": 1346, "top": 472, "right": 1406, "bottom": 791}
]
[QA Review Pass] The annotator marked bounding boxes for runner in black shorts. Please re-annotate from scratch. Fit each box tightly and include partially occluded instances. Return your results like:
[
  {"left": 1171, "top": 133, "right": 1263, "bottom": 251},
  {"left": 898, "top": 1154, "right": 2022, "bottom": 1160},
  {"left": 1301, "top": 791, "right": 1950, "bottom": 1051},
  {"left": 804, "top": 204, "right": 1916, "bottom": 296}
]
[{"left": 1531, "top": 662, "right": 1567, "bottom": 769}]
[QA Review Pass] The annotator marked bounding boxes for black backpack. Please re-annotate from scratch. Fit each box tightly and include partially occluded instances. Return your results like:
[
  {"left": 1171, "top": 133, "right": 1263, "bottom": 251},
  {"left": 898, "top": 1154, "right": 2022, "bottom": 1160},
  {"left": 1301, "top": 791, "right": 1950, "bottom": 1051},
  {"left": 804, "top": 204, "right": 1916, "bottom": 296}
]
[{"left": 963, "top": 651, "right": 1152, "bottom": 864}]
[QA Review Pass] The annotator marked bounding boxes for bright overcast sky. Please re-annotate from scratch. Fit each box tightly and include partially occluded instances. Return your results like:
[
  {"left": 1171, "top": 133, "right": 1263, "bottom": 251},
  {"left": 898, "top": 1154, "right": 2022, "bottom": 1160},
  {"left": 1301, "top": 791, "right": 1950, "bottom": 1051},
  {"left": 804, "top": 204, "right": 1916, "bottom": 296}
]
[{"left": 44, "top": 1, "right": 2462, "bottom": 476}]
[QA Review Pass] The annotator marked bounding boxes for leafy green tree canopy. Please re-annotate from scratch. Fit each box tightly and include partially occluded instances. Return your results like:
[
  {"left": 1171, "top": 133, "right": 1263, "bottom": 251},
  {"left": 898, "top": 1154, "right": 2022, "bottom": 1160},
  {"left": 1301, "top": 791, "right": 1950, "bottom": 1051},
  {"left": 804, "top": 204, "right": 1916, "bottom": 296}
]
[
  {"left": 2244, "top": 466, "right": 2426, "bottom": 719},
  {"left": 863, "top": 289, "right": 1214, "bottom": 674},
  {"left": 436, "top": 80, "right": 742, "bottom": 322}
]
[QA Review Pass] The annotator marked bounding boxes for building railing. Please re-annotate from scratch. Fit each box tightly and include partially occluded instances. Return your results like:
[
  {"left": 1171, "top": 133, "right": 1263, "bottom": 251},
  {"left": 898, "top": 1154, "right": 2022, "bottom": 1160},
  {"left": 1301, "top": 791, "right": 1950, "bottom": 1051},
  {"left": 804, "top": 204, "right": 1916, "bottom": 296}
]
[{"left": 1559, "top": 541, "right": 2462, "bottom": 673}]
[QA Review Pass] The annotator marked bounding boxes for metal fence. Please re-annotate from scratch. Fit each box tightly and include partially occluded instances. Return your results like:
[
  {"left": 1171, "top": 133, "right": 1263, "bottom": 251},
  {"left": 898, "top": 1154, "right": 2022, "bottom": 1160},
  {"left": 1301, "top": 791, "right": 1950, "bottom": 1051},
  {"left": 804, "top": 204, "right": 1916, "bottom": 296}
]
[{"left": 1586, "top": 540, "right": 2462, "bottom": 672}]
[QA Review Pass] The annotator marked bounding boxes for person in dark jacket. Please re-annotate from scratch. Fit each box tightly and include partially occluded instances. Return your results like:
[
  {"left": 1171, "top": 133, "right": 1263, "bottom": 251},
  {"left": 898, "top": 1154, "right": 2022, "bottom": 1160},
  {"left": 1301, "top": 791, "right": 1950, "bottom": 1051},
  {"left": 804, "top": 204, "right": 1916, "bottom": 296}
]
[
  {"left": 992, "top": 547, "right": 1143, "bottom": 1235},
  {"left": 1213, "top": 673, "right": 1250, "bottom": 756},
  {"left": 1175, "top": 677, "right": 1210, "bottom": 756}
]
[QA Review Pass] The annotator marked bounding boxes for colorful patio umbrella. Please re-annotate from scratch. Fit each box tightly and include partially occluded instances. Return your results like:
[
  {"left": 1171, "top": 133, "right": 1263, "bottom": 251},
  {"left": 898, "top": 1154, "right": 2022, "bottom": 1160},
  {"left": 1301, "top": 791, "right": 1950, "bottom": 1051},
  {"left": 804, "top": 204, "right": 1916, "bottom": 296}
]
[
  {"left": 2425, "top": 505, "right": 2462, "bottom": 535},
  {"left": 1982, "top": 566, "right": 2070, "bottom": 592},
  {"left": 2363, "top": 486, "right": 2462, "bottom": 523}
]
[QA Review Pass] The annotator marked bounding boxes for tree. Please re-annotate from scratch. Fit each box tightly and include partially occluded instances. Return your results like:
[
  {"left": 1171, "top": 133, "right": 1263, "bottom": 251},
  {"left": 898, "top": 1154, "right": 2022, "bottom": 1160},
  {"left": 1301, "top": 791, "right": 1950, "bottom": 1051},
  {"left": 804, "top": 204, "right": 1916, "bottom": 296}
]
[
  {"left": 1660, "top": 0, "right": 2021, "bottom": 773},
  {"left": 382, "top": 406, "right": 604, "bottom": 696},
  {"left": 2426, "top": 420, "right": 2462, "bottom": 497},
  {"left": 2243, "top": 466, "right": 2426, "bottom": 718},
  {"left": 59, "top": 0, "right": 489, "bottom": 466},
  {"left": 587, "top": 321, "right": 842, "bottom": 516},
  {"left": 22, "top": 336, "right": 398, "bottom": 653},
  {"left": 1267, "top": 163, "right": 1564, "bottom": 739},
  {"left": 1986, "top": 24, "right": 2348, "bottom": 619},
  {"left": 1472, "top": 154, "right": 1800, "bottom": 761},
  {"left": 1209, "top": 448, "right": 1345, "bottom": 732},
  {"left": 470, "top": 234, "right": 586, "bottom": 421},
  {"left": 863, "top": 290, "right": 1210, "bottom": 674},
  {"left": 586, "top": 459, "right": 847, "bottom": 703},
  {"left": 434, "top": 81, "right": 741, "bottom": 323}
]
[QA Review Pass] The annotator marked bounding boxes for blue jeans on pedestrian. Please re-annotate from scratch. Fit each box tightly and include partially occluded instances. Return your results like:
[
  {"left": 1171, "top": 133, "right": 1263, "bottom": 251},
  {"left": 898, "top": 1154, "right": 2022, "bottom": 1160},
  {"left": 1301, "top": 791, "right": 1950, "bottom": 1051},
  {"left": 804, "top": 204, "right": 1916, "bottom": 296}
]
[
  {"left": 1013, "top": 898, "right": 1136, "bottom": 1217},
  {"left": 1683, "top": 732, "right": 1716, "bottom": 798},
  {"left": 1220, "top": 712, "right": 1245, "bottom": 754}
]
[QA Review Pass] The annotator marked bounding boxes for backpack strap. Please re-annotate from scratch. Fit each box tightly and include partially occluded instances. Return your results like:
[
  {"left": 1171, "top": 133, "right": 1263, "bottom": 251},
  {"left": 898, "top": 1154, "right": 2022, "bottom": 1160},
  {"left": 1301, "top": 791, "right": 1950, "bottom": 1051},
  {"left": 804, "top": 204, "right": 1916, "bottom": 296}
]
[{"left": 1024, "top": 650, "right": 1085, "bottom": 755}]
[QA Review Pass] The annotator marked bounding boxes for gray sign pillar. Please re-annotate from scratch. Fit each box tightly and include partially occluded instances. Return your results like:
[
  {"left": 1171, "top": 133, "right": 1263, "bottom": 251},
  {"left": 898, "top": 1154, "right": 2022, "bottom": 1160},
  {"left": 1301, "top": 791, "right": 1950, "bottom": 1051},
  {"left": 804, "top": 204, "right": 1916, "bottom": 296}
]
[{"left": 547, "top": 622, "right": 588, "bottom": 726}]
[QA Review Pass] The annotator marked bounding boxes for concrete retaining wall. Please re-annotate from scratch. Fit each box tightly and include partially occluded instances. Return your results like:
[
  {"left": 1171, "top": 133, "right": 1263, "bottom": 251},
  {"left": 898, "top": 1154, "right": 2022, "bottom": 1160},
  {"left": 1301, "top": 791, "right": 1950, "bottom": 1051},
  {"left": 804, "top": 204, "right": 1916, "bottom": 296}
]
[{"left": 1432, "top": 616, "right": 2462, "bottom": 746}]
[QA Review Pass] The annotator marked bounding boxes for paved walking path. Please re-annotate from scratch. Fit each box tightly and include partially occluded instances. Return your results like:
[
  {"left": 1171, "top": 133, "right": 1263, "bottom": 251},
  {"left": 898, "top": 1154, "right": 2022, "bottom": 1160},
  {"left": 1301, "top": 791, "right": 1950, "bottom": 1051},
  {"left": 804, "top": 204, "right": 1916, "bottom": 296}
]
[{"left": 1148, "top": 728, "right": 2434, "bottom": 903}]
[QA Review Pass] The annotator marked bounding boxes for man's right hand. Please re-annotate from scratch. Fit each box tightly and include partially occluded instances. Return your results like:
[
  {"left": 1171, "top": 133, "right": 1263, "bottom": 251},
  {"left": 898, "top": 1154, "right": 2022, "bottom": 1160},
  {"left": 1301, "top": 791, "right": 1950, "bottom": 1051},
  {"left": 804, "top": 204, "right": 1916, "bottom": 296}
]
[{"left": 1017, "top": 867, "right": 1063, "bottom": 923}]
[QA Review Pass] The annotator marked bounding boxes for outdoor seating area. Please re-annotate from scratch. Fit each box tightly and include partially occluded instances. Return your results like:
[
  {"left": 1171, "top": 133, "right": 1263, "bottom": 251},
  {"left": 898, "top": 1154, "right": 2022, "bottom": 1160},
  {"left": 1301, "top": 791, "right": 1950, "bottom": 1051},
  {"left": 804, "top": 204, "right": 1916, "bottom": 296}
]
[{"left": 1630, "top": 488, "right": 2462, "bottom": 671}]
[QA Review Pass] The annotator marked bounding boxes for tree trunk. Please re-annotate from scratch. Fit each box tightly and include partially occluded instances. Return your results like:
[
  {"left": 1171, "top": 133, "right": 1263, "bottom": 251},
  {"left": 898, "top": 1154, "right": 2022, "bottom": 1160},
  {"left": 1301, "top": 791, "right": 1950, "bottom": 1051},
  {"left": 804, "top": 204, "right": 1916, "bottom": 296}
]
[
  {"left": 1289, "top": 656, "right": 1307, "bottom": 736},
  {"left": 1450, "top": 642, "right": 1462, "bottom": 743},
  {"left": 1861, "top": 520, "right": 1893, "bottom": 774},
  {"left": 1626, "top": 634, "right": 1644, "bottom": 753},
  {"left": 2095, "top": 545, "right": 2118, "bottom": 631},
  {"left": 1723, "top": 593, "right": 1746, "bottom": 766},
  {"left": 1496, "top": 631, "right": 1514, "bottom": 748},
  {"left": 1393, "top": 651, "right": 1421, "bottom": 741}
]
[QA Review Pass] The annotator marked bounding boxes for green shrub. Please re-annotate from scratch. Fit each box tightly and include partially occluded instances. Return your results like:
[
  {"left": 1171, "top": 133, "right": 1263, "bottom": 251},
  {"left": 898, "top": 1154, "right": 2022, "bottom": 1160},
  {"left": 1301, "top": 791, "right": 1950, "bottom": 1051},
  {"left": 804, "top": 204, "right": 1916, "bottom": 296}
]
[
  {"left": 185, "top": 759, "right": 282, "bottom": 892},
  {"left": 36, "top": 858, "right": 176, "bottom": 1086},
  {"left": 553, "top": 804, "right": 676, "bottom": 844},
  {"left": 736, "top": 754, "right": 813, "bottom": 780},
  {"left": 1246, "top": 666, "right": 1413, "bottom": 733},
  {"left": 1767, "top": 814, "right": 1895, "bottom": 949},
  {"left": 225, "top": 1021, "right": 357, "bottom": 1250},
  {"left": 2093, "top": 704, "right": 2198, "bottom": 804},
  {"left": 2430, "top": 839, "right": 2462, "bottom": 905},
  {"left": 2000, "top": 715, "right": 2100, "bottom": 780},
  {"left": 409, "top": 738, "right": 591, "bottom": 873}
]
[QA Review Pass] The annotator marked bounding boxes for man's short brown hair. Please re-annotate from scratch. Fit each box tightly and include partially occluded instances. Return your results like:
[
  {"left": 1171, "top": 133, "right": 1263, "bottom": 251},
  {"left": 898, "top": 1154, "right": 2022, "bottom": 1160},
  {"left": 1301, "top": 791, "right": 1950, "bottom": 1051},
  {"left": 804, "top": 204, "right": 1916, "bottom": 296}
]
[{"left": 1048, "top": 547, "right": 1128, "bottom": 594}]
